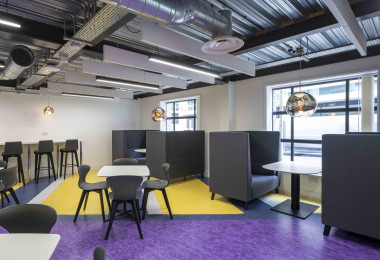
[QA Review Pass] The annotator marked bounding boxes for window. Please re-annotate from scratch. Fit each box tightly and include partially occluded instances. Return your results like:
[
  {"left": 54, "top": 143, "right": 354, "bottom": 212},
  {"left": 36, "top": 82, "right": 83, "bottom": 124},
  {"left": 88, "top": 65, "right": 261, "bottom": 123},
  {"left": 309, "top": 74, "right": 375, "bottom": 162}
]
[
  {"left": 271, "top": 76, "right": 377, "bottom": 163},
  {"left": 164, "top": 99, "right": 197, "bottom": 131}
]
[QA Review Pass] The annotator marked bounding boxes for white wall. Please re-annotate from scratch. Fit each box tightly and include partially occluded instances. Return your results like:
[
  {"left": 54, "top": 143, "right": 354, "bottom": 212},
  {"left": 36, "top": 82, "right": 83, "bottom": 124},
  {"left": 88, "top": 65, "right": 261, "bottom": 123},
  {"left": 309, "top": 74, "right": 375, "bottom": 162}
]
[
  {"left": 229, "top": 54, "right": 380, "bottom": 201},
  {"left": 139, "top": 84, "right": 229, "bottom": 175},
  {"left": 0, "top": 91, "right": 139, "bottom": 178}
]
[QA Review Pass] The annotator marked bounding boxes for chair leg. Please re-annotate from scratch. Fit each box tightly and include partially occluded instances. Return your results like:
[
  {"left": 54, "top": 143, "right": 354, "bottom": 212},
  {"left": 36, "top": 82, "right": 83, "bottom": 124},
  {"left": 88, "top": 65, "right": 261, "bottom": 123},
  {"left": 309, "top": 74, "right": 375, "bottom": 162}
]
[
  {"left": 275, "top": 188, "right": 279, "bottom": 194},
  {"left": 99, "top": 190, "right": 106, "bottom": 222},
  {"left": 47, "top": 154, "right": 51, "bottom": 179},
  {"left": 104, "top": 189, "right": 111, "bottom": 211},
  {"left": 83, "top": 193, "right": 89, "bottom": 211},
  {"left": 73, "top": 191, "right": 86, "bottom": 222},
  {"left": 4, "top": 193, "right": 10, "bottom": 203},
  {"left": 131, "top": 200, "right": 143, "bottom": 239},
  {"left": 34, "top": 153, "right": 38, "bottom": 182},
  {"left": 36, "top": 154, "right": 42, "bottom": 184},
  {"left": 60, "top": 151, "right": 64, "bottom": 178},
  {"left": 17, "top": 155, "right": 25, "bottom": 186},
  {"left": 9, "top": 188, "right": 20, "bottom": 204},
  {"left": 323, "top": 225, "right": 332, "bottom": 236},
  {"left": 135, "top": 199, "right": 141, "bottom": 223},
  {"left": 244, "top": 202, "right": 248, "bottom": 210},
  {"left": 74, "top": 151, "right": 79, "bottom": 168},
  {"left": 162, "top": 189, "right": 173, "bottom": 220},
  {"left": 1, "top": 192, "right": 3, "bottom": 208},
  {"left": 49, "top": 153, "right": 57, "bottom": 181},
  {"left": 211, "top": 192, "right": 215, "bottom": 200},
  {"left": 71, "top": 152, "right": 74, "bottom": 175},
  {"left": 105, "top": 201, "right": 118, "bottom": 240},
  {"left": 201, "top": 173, "right": 204, "bottom": 178},
  {"left": 64, "top": 152, "right": 68, "bottom": 179},
  {"left": 142, "top": 189, "right": 150, "bottom": 220}
]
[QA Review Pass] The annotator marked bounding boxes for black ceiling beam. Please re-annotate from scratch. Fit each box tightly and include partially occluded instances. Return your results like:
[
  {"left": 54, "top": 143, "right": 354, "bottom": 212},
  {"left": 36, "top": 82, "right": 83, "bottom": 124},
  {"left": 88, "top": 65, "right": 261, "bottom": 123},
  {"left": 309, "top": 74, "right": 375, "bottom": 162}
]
[
  {"left": 0, "top": 12, "right": 63, "bottom": 50},
  {"left": 232, "top": 0, "right": 380, "bottom": 55}
]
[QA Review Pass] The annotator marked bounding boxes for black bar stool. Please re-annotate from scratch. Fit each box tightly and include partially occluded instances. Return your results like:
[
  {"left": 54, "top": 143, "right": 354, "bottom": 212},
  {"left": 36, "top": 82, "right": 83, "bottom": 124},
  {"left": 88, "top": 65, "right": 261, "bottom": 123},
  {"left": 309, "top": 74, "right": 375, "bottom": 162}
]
[
  {"left": 60, "top": 139, "right": 79, "bottom": 179},
  {"left": 34, "top": 140, "right": 56, "bottom": 184},
  {"left": 2, "top": 142, "right": 25, "bottom": 186}
]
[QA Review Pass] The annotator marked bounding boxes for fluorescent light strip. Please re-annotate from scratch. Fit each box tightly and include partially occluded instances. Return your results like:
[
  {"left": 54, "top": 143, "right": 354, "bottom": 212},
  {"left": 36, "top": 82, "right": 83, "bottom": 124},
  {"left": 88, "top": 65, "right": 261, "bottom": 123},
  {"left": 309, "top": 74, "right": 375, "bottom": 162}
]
[
  {"left": 62, "top": 93, "right": 114, "bottom": 100},
  {"left": 0, "top": 19, "right": 21, "bottom": 28},
  {"left": 96, "top": 78, "right": 159, "bottom": 90},
  {"left": 149, "top": 57, "right": 219, "bottom": 78}
]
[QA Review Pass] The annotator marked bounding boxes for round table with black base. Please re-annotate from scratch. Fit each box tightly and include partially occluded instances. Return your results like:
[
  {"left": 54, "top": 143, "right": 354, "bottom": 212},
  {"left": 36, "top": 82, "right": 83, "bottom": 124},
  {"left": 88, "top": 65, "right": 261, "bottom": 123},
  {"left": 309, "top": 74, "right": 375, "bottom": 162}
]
[{"left": 263, "top": 161, "right": 321, "bottom": 219}]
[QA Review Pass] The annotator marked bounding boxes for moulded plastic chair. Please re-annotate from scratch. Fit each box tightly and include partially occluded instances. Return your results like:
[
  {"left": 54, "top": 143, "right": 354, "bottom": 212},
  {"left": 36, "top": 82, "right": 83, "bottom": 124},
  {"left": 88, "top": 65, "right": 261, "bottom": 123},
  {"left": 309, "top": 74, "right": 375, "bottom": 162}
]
[
  {"left": 0, "top": 160, "right": 7, "bottom": 169},
  {"left": 0, "top": 204, "right": 57, "bottom": 233},
  {"left": 2, "top": 142, "right": 25, "bottom": 186},
  {"left": 73, "top": 165, "right": 111, "bottom": 222},
  {"left": 112, "top": 158, "right": 138, "bottom": 166},
  {"left": 93, "top": 247, "right": 106, "bottom": 260},
  {"left": 0, "top": 167, "right": 20, "bottom": 208},
  {"left": 141, "top": 163, "right": 173, "bottom": 220},
  {"left": 34, "top": 140, "right": 56, "bottom": 183},
  {"left": 60, "top": 139, "right": 80, "bottom": 179},
  {"left": 105, "top": 176, "right": 143, "bottom": 240}
]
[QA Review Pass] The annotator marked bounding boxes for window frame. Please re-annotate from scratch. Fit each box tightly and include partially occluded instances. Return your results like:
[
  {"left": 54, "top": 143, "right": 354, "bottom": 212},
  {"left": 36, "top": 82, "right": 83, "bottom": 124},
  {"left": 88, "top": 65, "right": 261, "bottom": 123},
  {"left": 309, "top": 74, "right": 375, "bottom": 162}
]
[
  {"left": 165, "top": 98, "right": 197, "bottom": 131},
  {"left": 271, "top": 77, "right": 371, "bottom": 161}
]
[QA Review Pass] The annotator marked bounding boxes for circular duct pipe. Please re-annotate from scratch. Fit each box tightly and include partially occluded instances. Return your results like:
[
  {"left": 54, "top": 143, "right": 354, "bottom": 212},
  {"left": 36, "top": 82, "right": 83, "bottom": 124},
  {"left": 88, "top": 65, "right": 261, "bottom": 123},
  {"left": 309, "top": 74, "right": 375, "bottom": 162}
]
[{"left": 2, "top": 45, "right": 35, "bottom": 80}]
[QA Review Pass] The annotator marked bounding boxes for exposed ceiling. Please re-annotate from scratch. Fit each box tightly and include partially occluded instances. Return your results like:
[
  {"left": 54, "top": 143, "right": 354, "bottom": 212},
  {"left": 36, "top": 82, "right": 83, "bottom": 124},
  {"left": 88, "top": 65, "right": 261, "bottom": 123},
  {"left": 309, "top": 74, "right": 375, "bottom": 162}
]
[{"left": 0, "top": 0, "right": 378, "bottom": 99}]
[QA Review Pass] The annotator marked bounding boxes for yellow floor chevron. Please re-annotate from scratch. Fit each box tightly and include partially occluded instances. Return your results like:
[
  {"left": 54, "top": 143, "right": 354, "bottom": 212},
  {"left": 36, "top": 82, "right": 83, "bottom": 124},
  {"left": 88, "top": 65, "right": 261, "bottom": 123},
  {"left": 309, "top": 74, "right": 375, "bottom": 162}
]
[{"left": 154, "top": 177, "right": 243, "bottom": 215}]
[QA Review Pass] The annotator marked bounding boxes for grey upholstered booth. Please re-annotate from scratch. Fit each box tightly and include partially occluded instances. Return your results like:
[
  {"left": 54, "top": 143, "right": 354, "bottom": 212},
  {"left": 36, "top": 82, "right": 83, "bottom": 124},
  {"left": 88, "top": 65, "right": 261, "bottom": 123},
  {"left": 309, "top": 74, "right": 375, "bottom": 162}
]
[
  {"left": 209, "top": 131, "right": 281, "bottom": 210},
  {"left": 322, "top": 134, "right": 380, "bottom": 240},
  {"left": 112, "top": 130, "right": 150, "bottom": 165},
  {"left": 146, "top": 131, "right": 205, "bottom": 180}
]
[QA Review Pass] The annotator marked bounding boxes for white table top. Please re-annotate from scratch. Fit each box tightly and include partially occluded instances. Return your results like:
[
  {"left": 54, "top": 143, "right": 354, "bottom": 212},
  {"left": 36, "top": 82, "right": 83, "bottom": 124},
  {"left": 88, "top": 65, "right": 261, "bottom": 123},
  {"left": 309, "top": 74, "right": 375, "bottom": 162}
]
[
  {"left": 97, "top": 165, "right": 150, "bottom": 177},
  {"left": 0, "top": 167, "right": 4, "bottom": 171},
  {"left": 134, "top": 149, "right": 146, "bottom": 153},
  {"left": 0, "top": 140, "right": 83, "bottom": 145},
  {"left": 263, "top": 161, "right": 322, "bottom": 175},
  {"left": 0, "top": 233, "right": 60, "bottom": 260}
]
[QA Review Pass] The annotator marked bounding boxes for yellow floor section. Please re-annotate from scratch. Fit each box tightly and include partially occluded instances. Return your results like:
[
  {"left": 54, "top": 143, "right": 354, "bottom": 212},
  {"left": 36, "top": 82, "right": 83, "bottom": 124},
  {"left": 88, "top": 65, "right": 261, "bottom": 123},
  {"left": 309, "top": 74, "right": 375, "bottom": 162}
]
[
  {"left": 154, "top": 177, "right": 243, "bottom": 215},
  {"left": 42, "top": 170, "right": 110, "bottom": 215},
  {"left": 266, "top": 192, "right": 322, "bottom": 213}
]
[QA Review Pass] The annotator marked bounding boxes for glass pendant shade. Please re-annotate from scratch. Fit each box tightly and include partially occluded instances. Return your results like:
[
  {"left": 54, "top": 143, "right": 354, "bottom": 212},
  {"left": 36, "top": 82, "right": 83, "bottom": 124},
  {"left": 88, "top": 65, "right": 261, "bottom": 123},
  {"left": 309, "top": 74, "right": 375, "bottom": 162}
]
[
  {"left": 43, "top": 105, "right": 54, "bottom": 116},
  {"left": 286, "top": 91, "right": 317, "bottom": 117},
  {"left": 152, "top": 107, "right": 166, "bottom": 122}
]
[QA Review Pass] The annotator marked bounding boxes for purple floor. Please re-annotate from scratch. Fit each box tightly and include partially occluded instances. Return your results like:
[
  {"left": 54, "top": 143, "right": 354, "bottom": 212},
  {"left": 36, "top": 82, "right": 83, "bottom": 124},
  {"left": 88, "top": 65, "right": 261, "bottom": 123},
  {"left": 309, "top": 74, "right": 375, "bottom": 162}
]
[{"left": 48, "top": 218, "right": 380, "bottom": 260}]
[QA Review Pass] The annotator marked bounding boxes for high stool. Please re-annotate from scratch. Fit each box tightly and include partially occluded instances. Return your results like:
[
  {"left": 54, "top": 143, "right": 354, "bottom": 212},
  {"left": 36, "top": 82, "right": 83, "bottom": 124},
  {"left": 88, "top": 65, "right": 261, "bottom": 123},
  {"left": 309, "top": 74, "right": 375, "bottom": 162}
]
[
  {"left": 34, "top": 140, "right": 56, "bottom": 184},
  {"left": 60, "top": 139, "right": 79, "bottom": 179},
  {"left": 2, "top": 142, "right": 25, "bottom": 186}
]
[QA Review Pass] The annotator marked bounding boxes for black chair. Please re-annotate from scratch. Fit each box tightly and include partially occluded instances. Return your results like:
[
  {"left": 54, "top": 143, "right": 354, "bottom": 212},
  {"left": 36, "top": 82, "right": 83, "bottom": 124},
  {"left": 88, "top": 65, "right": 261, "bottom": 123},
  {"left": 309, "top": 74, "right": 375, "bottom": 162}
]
[
  {"left": 34, "top": 140, "right": 56, "bottom": 183},
  {"left": 94, "top": 247, "right": 106, "bottom": 260},
  {"left": 60, "top": 139, "right": 80, "bottom": 179},
  {"left": 0, "top": 204, "right": 57, "bottom": 233},
  {"left": 0, "top": 167, "right": 20, "bottom": 208},
  {"left": 2, "top": 142, "right": 25, "bottom": 186},
  {"left": 105, "top": 176, "right": 143, "bottom": 240},
  {"left": 113, "top": 158, "right": 138, "bottom": 166},
  {"left": 73, "top": 165, "right": 111, "bottom": 222},
  {"left": 142, "top": 163, "right": 173, "bottom": 220},
  {"left": 0, "top": 160, "right": 6, "bottom": 169}
]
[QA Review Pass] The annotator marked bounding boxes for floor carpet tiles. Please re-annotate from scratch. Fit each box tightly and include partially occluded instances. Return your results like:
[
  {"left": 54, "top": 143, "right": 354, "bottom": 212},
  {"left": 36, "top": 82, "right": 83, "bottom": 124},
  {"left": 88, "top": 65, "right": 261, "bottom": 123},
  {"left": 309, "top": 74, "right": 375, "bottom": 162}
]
[
  {"left": 154, "top": 177, "right": 243, "bottom": 215},
  {"left": 44, "top": 217, "right": 380, "bottom": 260}
]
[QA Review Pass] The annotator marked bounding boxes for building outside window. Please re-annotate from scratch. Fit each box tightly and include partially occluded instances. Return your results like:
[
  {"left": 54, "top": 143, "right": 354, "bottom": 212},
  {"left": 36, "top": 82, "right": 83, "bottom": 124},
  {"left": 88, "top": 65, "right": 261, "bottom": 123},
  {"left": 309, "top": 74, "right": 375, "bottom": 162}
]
[
  {"left": 271, "top": 75, "right": 377, "bottom": 163},
  {"left": 162, "top": 98, "right": 197, "bottom": 131}
]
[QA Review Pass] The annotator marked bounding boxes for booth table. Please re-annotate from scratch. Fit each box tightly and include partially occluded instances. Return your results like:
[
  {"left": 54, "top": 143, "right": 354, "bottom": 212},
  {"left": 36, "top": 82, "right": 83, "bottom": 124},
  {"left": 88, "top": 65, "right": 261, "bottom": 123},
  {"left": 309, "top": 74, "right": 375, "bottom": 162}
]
[{"left": 0, "top": 140, "right": 83, "bottom": 182}]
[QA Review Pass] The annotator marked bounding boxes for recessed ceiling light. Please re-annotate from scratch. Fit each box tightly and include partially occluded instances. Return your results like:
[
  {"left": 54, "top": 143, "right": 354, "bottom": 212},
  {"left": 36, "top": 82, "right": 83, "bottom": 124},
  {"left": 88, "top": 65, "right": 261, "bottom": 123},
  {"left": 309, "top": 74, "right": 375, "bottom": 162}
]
[
  {"left": 0, "top": 19, "right": 21, "bottom": 28},
  {"left": 149, "top": 56, "right": 219, "bottom": 78}
]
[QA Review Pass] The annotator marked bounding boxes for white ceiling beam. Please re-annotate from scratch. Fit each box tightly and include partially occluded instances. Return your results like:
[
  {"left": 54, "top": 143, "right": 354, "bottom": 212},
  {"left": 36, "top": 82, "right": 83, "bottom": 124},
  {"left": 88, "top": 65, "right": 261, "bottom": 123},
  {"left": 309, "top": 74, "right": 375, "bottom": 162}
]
[
  {"left": 140, "top": 21, "right": 255, "bottom": 76},
  {"left": 65, "top": 71, "right": 163, "bottom": 94},
  {"left": 48, "top": 82, "right": 134, "bottom": 99},
  {"left": 103, "top": 45, "right": 215, "bottom": 84},
  {"left": 324, "top": 0, "right": 367, "bottom": 56},
  {"left": 82, "top": 60, "right": 187, "bottom": 89}
]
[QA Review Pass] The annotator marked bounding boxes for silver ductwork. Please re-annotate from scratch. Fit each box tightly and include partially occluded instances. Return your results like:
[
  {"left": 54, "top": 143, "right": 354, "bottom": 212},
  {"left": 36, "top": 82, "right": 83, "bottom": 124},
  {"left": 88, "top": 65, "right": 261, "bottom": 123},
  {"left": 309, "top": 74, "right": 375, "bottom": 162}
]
[
  {"left": 2, "top": 45, "right": 35, "bottom": 80},
  {"left": 100, "top": 0, "right": 229, "bottom": 37}
]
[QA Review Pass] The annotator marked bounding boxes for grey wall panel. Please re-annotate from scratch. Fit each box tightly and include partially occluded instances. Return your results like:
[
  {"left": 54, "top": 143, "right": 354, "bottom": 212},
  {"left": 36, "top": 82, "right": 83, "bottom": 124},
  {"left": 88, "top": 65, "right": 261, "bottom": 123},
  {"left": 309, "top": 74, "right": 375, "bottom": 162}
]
[{"left": 112, "top": 130, "right": 125, "bottom": 161}]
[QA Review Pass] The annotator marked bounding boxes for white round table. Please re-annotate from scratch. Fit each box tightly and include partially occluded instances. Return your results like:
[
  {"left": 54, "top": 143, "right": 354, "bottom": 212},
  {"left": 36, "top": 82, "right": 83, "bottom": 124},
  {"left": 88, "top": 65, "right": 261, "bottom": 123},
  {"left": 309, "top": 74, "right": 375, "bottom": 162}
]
[
  {"left": 263, "top": 161, "right": 321, "bottom": 219},
  {"left": 134, "top": 149, "right": 146, "bottom": 153}
]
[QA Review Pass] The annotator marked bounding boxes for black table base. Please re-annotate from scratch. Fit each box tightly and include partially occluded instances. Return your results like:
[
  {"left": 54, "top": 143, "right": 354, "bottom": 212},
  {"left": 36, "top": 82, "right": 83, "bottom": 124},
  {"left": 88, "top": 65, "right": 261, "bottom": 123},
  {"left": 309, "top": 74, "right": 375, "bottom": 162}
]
[
  {"left": 271, "top": 199, "right": 319, "bottom": 219},
  {"left": 271, "top": 173, "right": 319, "bottom": 219}
]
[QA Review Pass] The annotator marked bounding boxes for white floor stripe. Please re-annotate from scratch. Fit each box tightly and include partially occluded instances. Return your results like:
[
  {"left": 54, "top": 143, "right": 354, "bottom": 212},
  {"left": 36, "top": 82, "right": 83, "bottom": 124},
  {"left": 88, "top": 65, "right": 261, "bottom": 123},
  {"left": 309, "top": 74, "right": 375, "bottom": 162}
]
[
  {"left": 28, "top": 179, "right": 64, "bottom": 204},
  {"left": 258, "top": 195, "right": 279, "bottom": 207}
]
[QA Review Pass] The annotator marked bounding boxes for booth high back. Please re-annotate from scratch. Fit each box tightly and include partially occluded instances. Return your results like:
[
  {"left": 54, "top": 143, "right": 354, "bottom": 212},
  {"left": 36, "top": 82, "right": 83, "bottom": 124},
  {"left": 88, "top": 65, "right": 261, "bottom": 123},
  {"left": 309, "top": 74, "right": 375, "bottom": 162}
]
[
  {"left": 112, "top": 130, "right": 149, "bottom": 165},
  {"left": 322, "top": 134, "right": 380, "bottom": 240},
  {"left": 209, "top": 131, "right": 280, "bottom": 210},
  {"left": 146, "top": 131, "right": 205, "bottom": 180}
]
